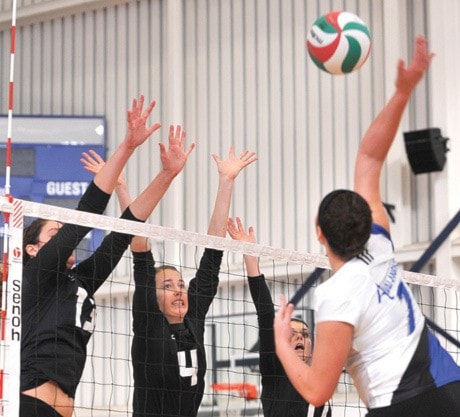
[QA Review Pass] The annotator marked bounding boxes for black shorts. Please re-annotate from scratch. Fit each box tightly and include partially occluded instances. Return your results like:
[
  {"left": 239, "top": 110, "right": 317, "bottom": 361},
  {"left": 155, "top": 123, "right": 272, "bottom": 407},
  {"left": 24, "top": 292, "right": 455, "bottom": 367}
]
[
  {"left": 20, "top": 393, "right": 63, "bottom": 417},
  {"left": 366, "top": 381, "right": 460, "bottom": 417}
]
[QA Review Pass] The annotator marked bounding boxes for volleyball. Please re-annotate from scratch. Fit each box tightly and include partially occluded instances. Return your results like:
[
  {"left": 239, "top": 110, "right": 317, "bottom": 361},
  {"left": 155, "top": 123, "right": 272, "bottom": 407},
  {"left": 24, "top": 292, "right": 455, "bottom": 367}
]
[{"left": 306, "top": 11, "right": 371, "bottom": 75}]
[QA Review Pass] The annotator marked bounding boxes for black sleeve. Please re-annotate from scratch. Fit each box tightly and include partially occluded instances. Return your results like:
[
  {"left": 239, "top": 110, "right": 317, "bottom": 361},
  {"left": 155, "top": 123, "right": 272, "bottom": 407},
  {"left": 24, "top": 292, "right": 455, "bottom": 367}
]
[
  {"left": 25, "top": 181, "right": 111, "bottom": 295},
  {"left": 187, "top": 248, "right": 223, "bottom": 321},
  {"left": 248, "top": 274, "right": 278, "bottom": 376},
  {"left": 132, "top": 249, "right": 158, "bottom": 336},
  {"left": 74, "top": 207, "right": 141, "bottom": 295}
]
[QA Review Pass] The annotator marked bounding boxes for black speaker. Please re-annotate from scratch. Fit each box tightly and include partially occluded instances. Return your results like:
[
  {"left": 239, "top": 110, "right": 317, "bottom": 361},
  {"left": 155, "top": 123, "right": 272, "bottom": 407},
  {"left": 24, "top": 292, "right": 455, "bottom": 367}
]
[{"left": 403, "top": 128, "right": 449, "bottom": 174}]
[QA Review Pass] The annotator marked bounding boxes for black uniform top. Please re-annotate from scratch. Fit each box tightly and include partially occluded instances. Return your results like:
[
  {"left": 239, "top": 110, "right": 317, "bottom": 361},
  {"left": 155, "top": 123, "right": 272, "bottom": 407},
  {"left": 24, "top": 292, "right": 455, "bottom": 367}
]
[
  {"left": 21, "top": 181, "right": 137, "bottom": 398},
  {"left": 131, "top": 248, "right": 223, "bottom": 417},
  {"left": 248, "top": 275, "right": 331, "bottom": 417}
]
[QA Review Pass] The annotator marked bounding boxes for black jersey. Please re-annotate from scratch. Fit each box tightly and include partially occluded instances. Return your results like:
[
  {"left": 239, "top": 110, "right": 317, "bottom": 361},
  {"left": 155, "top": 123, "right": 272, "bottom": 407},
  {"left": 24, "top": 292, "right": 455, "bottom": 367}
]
[
  {"left": 131, "top": 248, "right": 223, "bottom": 417},
  {"left": 248, "top": 275, "right": 331, "bottom": 417},
  {"left": 21, "top": 181, "right": 137, "bottom": 398}
]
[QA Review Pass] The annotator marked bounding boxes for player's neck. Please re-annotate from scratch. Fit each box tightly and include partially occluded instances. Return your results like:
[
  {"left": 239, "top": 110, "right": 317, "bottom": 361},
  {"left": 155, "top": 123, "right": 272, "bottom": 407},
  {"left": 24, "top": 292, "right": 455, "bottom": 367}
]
[{"left": 325, "top": 248, "right": 346, "bottom": 274}]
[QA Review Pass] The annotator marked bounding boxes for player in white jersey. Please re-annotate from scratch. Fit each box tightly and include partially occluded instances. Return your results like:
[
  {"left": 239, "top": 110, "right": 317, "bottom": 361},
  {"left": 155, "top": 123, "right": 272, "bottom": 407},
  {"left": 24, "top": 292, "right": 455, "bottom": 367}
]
[{"left": 274, "top": 35, "right": 460, "bottom": 417}]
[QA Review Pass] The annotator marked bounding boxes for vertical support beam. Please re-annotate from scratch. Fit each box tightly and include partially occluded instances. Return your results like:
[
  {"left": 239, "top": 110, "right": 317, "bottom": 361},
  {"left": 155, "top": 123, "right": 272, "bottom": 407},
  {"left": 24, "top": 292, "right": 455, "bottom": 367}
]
[{"left": 162, "top": 0, "right": 185, "bottom": 263}]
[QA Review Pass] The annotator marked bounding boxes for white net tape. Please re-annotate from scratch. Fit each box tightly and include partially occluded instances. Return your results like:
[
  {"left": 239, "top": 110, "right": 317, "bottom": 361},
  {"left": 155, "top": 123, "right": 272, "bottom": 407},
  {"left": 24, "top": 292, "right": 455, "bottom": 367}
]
[{"left": 1, "top": 197, "right": 457, "bottom": 289}]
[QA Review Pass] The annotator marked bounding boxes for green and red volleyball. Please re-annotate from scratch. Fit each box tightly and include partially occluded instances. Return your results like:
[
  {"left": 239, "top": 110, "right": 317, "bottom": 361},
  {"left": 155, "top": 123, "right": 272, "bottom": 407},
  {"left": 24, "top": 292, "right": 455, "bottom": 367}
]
[{"left": 306, "top": 11, "right": 372, "bottom": 75}]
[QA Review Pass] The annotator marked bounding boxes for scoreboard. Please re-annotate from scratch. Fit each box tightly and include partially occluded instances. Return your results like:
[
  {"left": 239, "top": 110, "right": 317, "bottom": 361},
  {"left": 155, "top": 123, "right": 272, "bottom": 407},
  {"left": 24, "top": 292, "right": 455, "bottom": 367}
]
[{"left": 0, "top": 115, "right": 106, "bottom": 257}]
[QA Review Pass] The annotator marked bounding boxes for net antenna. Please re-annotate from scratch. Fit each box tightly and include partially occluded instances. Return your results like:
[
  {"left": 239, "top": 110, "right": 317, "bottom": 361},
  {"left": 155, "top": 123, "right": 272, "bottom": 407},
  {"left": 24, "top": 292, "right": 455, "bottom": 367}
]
[{"left": 0, "top": 1, "right": 20, "bottom": 416}]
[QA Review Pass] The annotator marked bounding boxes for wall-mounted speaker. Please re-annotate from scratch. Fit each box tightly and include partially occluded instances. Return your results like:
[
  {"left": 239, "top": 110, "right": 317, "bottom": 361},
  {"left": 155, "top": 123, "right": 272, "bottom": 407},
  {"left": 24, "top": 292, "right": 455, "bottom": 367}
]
[{"left": 403, "top": 128, "right": 449, "bottom": 174}]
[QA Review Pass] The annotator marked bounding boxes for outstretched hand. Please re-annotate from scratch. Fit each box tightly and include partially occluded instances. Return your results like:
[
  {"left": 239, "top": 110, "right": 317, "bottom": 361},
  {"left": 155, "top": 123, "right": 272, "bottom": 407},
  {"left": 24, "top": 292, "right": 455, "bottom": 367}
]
[
  {"left": 124, "top": 95, "right": 161, "bottom": 150},
  {"left": 395, "top": 35, "right": 434, "bottom": 96},
  {"left": 227, "top": 217, "right": 256, "bottom": 244},
  {"left": 212, "top": 146, "right": 257, "bottom": 181},
  {"left": 81, "top": 149, "right": 126, "bottom": 187},
  {"left": 159, "top": 125, "right": 195, "bottom": 178},
  {"left": 274, "top": 295, "right": 296, "bottom": 350}
]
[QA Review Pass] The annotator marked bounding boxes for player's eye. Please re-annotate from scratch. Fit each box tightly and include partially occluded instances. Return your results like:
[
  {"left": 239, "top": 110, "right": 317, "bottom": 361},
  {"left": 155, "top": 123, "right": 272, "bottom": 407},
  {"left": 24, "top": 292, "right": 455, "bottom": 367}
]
[{"left": 291, "top": 330, "right": 310, "bottom": 339}]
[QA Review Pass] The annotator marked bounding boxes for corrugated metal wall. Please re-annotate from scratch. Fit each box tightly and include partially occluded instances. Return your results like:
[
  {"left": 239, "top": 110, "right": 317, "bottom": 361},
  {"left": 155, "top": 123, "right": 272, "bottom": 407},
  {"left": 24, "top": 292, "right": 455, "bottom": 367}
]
[
  {"left": 0, "top": 0, "right": 435, "bottom": 265},
  {"left": 3, "top": 1, "right": 460, "bottom": 415}
]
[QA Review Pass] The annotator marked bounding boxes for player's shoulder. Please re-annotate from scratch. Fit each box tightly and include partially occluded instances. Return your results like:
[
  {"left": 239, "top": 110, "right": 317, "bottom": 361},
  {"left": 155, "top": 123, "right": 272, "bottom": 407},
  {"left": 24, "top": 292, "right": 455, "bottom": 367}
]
[{"left": 368, "top": 223, "right": 394, "bottom": 254}]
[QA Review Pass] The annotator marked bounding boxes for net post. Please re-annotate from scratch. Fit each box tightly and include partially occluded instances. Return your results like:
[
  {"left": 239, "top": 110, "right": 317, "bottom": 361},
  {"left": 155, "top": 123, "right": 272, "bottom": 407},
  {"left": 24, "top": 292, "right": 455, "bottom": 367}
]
[{"left": 0, "top": 198, "right": 23, "bottom": 417}]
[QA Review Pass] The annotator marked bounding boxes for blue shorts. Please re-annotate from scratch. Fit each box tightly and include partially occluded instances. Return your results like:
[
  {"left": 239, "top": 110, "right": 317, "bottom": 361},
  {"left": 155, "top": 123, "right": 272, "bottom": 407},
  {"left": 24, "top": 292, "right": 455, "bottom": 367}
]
[{"left": 366, "top": 381, "right": 460, "bottom": 417}]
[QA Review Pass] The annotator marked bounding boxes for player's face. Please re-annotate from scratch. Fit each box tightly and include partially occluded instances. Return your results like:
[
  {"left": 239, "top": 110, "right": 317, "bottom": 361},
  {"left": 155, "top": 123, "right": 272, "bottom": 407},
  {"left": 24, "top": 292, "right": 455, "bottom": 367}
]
[
  {"left": 28, "top": 221, "right": 76, "bottom": 268},
  {"left": 290, "top": 321, "right": 312, "bottom": 364},
  {"left": 155, "top": 269, "right": 189, "bottom": 324}
]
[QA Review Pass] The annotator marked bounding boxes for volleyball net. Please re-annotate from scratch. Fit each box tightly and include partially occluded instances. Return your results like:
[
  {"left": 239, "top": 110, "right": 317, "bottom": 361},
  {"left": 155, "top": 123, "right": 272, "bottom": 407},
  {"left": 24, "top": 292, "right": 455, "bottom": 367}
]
[{"left": 0, "top": 198, "right": 459, "bottom": 417}]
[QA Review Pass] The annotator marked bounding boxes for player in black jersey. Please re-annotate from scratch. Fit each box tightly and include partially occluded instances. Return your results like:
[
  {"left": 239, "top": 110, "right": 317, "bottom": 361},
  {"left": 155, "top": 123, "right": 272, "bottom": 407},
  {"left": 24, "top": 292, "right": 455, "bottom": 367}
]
[
  {"left": 20, "top": 97, "right": 194, "bottom": 417},
  {"left": 128, "top": 147, "right": 257, "bottom": 417},
  {"left": 228, "top": 217, "right": 332, "bottom": 417}
]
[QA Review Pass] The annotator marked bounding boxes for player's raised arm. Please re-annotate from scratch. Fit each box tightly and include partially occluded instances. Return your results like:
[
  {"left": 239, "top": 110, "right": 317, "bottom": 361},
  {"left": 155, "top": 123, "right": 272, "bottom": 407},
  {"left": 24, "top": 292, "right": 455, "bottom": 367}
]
[
  {"left": 82, "top": 124, "right": 195, "bottom": 222},
  {"left": 227, "top": 217, "right": 259, "bottom": 276},
  {"left": 93, "top": 95, "right": 161, "bottom": 194},
  {"left": 354, "top": 35, "right": 433, "bottom": 230},
  {"left": 128, "top": 125, "right": 195, "bottom": 221},
  {"left": 207, "top": 147, "right": 257, "bottom": 237}
]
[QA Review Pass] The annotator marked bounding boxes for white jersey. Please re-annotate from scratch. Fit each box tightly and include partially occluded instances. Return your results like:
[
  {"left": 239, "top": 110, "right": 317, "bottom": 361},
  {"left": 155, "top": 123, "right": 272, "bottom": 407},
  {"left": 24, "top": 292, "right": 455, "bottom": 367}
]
[{"left": 315, "top": 224, "right": 460, "bottom": 408}]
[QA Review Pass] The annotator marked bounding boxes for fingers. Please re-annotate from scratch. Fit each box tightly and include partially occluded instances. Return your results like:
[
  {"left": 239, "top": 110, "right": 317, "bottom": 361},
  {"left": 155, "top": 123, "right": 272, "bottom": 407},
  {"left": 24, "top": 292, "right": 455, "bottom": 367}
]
[
  {"left": 279, "top": 294, "right": 287, "bottom": 310},
  {"left": 235, "top": 216, "right": 244, "bottom": 231},
  {"left": 168, "top": 124, "right": 176, "bottom": 142},
  {"left": 239, "top": 150, "right": 258, "bottom": 166},
  {"left": 211, "top": 153, "right": 221, "bottom": 165},
  {"left": 142, "top": 99, "right": 156, "bottom": 120},
  {"left": 165, "top": 124, "right": 195, "bottom": 157},
  {"left": 227, "top": 216, "right": 256, "bottom": 243},
  {"left": 147, "top": 122, "right": 162, "bottom": 136},
  {"left": 167, "top": 124, "right": 183, "bottom": 144},
  {"left": 412, "top": 35, "right": 434, "bottom": 70},
  {"left": 276, "top": 295, "right": 294, "bottom": 323},
  {"left": 178, "top": 127, "right": 186, "bottom": 147},
  {"left": 227, "top": 217, "right": 241, "bottom": 239},
  {"left": 88, "top": 149, "right": 104, "bottom": 163},
  {"left": 168, "top": 125, "right": 188, "bottom": 146},
  {"left": 80, "top": 150, "right": 105, "bottom": 175},
  {"left": 184, "top": 142, "right": 196, "bottom": 158},
  {"left": 237, "top": 150, "right": 253, "bottom": 160},
  {"left": 158, "top": 142, "right": 166, "bottom": 155},
  {"left": 128, "top": 94, "right": 160, "bottom": 133},
  {"left": 275, "top": 295, "right": 287, "bottom": 328},
  {"left": 227, "top": 217, "right": 237, "bottom": 238},
  {"left": 130, "top": 95, "right": 145, "bottom": 117}
]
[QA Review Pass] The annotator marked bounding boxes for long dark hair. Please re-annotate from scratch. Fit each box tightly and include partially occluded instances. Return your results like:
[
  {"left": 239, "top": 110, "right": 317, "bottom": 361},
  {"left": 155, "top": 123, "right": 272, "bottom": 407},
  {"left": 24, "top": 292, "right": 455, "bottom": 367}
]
[
  {"left": 22, "top": 218, "right": 48, "bottom": 264},
  {"left": 317, "top": 189, "right": 372, "bottom": 260}
]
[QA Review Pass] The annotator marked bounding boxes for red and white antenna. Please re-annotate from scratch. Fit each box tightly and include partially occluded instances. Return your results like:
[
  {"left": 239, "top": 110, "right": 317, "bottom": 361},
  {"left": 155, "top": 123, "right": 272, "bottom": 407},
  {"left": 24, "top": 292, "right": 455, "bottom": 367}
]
[{"left": 4, "top": 0, "right": 17, "bottom": 199}]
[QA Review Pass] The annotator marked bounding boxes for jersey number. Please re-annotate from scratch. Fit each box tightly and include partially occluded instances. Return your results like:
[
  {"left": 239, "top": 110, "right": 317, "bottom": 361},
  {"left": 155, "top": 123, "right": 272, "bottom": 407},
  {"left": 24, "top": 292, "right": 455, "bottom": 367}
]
[
  {"left": 75, "top": 286, "right": 96, "bottom": 333},
  {"left": 397, "top": 282, "right": 415, "bottom": 334},
  {"left": 178, "top": 349, "right": 198, "bottom": 386}
]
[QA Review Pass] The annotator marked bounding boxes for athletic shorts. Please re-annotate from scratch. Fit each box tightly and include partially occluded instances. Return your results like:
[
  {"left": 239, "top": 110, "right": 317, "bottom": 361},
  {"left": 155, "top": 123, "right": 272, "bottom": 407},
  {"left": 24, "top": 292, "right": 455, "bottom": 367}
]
[
  {"left": 20, "top": 393, "right": 63, "bottom": 417},
  {"left": 366, "top": 381, "right": 460, "bottom": 417}
]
